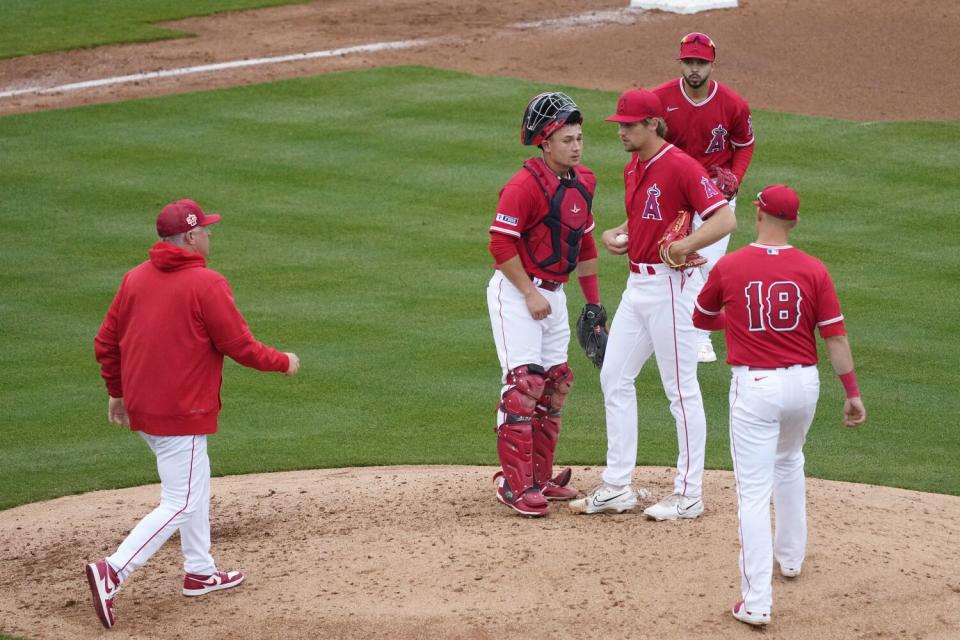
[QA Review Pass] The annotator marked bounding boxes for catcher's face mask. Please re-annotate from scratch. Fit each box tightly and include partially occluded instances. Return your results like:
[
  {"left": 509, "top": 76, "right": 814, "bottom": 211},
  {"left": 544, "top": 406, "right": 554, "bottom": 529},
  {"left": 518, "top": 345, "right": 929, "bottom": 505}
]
[{"left": 521, "top": 92, "right": 582, "bottom": 146}]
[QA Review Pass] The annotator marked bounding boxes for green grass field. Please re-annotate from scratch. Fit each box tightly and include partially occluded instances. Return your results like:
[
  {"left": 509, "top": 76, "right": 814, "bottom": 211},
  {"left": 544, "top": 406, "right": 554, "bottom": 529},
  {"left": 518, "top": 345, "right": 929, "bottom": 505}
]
[
  {"left": 0, "top": 0, "right": 303, "bottom": 59},
  {"left": 1, "top": 65, "right": 958, "bottom": 512}
]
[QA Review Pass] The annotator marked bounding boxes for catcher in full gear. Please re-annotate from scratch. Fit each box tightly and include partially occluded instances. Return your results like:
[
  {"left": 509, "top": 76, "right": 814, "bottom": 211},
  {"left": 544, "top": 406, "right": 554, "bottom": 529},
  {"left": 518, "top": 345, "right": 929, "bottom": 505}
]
[{"left": 486, "top": 91, "right": 609, "bottom": 517}]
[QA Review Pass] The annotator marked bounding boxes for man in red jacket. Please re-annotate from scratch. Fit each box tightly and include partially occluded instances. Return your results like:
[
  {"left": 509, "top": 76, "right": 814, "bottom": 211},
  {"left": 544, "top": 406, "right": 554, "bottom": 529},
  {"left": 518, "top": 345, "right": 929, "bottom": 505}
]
[{"left": 86, "top": 199, "right": 300, "bottom": 629}]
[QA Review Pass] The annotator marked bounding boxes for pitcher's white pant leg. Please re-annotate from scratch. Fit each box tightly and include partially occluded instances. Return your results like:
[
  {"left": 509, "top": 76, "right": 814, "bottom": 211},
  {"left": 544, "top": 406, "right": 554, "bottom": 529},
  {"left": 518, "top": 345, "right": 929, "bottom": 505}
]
[
  {"left": 600, "top": 279, "right": 654, "bottom": 487},
  {"left": 773, "top": 367, "right": 820, "bottom": 572},
  {"left": 729, "top": 371, "right": 780, "bottom": 614},
  {"left": 108, "top": 434, "right": 211, "bottom": 582},
  {"left": 651, "top": 273, "right": 707, "bottom": 497}
]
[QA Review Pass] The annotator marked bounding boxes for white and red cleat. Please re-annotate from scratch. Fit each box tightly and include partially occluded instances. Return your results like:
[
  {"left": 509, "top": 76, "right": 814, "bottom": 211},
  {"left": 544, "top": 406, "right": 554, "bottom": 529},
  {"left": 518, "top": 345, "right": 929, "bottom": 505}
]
[
  {"left": 85, "top": 559, "right": 120, "bottom": 629},
  {"left": 182, "top": 570, "right": 245, "bottom": 596},
  {"left": 732, "top": 600, "right": 771, "bottom": 626}
]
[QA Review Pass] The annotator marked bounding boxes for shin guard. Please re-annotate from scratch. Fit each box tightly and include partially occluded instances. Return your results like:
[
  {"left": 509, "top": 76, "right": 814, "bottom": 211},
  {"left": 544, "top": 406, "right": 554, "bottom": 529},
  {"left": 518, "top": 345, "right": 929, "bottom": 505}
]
[
  {"left": 533, "top": 364, "right": 578, "bottom": 499},
  {"left": 495, "top": 365, "right": 546, "bottom": 501}
]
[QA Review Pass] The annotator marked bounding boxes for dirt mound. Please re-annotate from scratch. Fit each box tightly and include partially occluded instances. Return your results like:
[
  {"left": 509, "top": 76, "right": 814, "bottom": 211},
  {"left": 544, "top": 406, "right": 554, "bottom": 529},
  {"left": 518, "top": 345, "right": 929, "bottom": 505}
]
[{"left": 1, "top": 466, "right": 958, "bottom": 639}]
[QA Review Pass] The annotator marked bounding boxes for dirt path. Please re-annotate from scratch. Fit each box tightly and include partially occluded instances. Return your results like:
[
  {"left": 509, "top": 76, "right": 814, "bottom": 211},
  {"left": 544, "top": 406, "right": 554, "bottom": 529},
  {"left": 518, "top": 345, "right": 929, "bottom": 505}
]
[{"left": 1, "top": 0, "right": 958, "bottom": 119}]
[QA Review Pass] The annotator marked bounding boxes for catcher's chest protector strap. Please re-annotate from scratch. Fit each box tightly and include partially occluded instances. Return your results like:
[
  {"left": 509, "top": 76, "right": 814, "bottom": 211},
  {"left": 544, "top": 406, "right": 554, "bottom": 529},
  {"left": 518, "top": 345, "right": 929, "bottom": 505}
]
[{"left": 522, "top": 158, "right": 595, "bottom": 276}]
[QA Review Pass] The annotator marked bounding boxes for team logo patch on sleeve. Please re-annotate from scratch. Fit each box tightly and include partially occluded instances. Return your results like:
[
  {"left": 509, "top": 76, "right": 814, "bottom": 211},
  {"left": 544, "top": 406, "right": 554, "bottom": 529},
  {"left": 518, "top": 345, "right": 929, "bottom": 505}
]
[
  {"left": 701, "top": 177, "right": 721, "bottom": 199},
  {"left": 496, "top": 213, "right": 519, "bottom": 226}
]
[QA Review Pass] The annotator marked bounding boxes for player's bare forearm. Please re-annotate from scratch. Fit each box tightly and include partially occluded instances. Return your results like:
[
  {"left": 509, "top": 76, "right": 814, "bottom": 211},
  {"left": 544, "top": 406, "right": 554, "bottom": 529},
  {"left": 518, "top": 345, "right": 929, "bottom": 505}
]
[
  {"left": 678, "top": 205, "right": 736, "bottom": 254},
  {"left": 499, "top": 255, "right": 551, "bottom": 320},
  {"left": 575, "top": 258, "right": 598, "bottom": 278},
  {"left": 825, "top": 334, "right": 866, "bottom": 427},
  {"left": 824, "top": 335, "right": 855, "bottom": 375},
  {"left": 499, "top": 255, "right": 537, "bottom": 296}
]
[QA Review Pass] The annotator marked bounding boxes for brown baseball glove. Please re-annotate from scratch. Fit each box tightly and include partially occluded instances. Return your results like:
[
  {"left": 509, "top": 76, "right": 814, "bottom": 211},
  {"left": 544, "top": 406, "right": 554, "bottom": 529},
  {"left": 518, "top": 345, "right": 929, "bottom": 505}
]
[
  {"left": 710, "top": 166, "right": 739, "bottom": 199},
  {"left": 657, "top": 210, "right": 708, "bottom": 270}
]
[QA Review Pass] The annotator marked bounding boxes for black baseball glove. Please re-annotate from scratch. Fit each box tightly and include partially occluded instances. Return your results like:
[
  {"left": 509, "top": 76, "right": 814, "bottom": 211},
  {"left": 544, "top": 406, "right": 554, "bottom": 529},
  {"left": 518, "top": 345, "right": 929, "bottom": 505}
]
[{"left": 576, "top": 304, "right": 609, "bottom": 368}]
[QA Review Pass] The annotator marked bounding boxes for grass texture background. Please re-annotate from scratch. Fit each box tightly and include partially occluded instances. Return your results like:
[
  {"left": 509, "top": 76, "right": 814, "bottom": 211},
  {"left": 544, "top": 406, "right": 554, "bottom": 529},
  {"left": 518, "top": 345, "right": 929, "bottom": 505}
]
[
  {"left": 1, "top": 66, "right": 958, "bottom": 511},
  {"left": 0, "top": 0, "right": 301, "bottom": 59}
]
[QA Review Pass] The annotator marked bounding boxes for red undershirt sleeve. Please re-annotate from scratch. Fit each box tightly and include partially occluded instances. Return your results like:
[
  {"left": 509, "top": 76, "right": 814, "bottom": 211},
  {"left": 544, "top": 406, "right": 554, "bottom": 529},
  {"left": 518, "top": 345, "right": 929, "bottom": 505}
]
[{"left": 489, "top": 232, "right": 520, "bottom": 265}]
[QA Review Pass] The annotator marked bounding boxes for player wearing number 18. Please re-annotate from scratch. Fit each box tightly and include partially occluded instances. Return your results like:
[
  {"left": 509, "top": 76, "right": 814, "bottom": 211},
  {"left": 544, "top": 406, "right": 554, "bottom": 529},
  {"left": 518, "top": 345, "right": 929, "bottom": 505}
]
[{"left": 692, "top": 184, "right": 866, "bottom": 627}]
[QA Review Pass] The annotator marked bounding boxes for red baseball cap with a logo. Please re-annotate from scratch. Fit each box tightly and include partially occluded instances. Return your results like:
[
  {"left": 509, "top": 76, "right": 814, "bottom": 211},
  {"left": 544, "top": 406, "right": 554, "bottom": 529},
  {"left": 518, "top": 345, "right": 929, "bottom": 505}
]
[
  {"left": 606, "top": 89, "right": 665, "bottom": 123},
  {"left": 156, "top": 199, "right": 222, "bottom": 237},
  {"left": 678, "top": 32, "right": 716, "bottom": 62},
  {"left": 754, "top": 185, "right": 800, "bottom": 220}
]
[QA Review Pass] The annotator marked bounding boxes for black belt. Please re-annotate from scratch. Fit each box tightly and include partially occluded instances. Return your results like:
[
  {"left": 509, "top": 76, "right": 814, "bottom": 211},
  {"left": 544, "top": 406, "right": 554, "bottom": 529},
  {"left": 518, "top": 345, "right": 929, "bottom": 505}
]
[{"left": 529, "top": 275, "right": 563, "bottom": 291}]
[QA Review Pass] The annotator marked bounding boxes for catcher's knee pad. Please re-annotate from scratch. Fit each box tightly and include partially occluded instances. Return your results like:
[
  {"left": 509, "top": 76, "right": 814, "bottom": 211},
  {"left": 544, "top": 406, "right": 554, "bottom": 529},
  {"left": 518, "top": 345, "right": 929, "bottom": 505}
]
[
  {"left": 497, "top": 364, "right": 547, "bottom": 428},
  {"left": 538, "top": 363, "right": 574, "bottom": 415},
  {"left": 496, "top": 422, "right": 536, "bottom": 499}
]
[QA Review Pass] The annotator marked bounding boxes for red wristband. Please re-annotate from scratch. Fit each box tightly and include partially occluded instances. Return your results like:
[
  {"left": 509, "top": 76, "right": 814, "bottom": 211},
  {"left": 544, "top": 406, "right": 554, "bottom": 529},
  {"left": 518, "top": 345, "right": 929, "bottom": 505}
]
[
  {"left": 839, "top": 370, "right": 860, "bottom": 399},
  {"left": 578, "top": 273, "right": 600, "bottom": 305}
]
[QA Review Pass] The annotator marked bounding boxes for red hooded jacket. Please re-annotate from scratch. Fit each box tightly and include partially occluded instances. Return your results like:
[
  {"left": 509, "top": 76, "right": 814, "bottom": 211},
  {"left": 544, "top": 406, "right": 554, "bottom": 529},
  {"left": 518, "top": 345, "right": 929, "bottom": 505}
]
[{"left": 95, "top": 242, "right": 290, "bottom": 436}]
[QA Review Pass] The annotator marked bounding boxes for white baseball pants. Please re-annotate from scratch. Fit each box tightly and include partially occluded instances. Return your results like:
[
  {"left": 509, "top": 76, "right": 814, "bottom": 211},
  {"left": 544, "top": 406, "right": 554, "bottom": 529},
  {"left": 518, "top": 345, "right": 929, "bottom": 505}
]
[
  {"left": 600, "top": 265, "right": 706, "bottom": 496},
  {"left": 689, "top": 197, "right": 737, "bottom": 346},
  {"left": 107, "top": 433, "right": 216, "bottom": 582},
  {"left": 729, "top": 364, "right": 820, "bottom": 614},
  {"left": 487, "top": 270, "right": 569, "bottom": 379}
]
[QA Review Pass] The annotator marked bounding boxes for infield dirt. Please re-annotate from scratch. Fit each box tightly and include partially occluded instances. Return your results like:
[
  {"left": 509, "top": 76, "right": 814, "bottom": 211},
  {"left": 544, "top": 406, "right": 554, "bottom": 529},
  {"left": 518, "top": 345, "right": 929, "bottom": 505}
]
[
  {"left": 2, "top": 466, "right": 959, "bottom": 639},
  {"left": 1, "top": 1, "right": 959, "bottom": 638}
]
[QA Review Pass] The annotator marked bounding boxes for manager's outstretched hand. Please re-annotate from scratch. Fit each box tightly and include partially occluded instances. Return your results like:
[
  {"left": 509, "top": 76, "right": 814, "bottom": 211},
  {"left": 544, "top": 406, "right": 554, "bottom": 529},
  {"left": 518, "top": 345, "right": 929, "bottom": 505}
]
[{"left": 284, "top": 353, "right": 300, "bottom": 376}]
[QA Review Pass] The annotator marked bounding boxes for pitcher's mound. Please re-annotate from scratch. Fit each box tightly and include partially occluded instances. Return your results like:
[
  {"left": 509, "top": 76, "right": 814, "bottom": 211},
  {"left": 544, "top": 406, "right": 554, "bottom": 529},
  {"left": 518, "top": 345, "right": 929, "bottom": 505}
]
[{"left": 1, "top": 466, "right": 959, "bottom": 639}]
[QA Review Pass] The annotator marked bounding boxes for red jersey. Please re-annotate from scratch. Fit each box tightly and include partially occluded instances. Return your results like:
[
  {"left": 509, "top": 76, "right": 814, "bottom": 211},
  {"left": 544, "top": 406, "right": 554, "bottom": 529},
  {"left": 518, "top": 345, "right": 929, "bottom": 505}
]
[
  {"left": 623, "top": 143, "right": 727, "bottom": 264},
  {"left": 652, "top": 79, "right": 754, "bottom": 174},
  {"left": 489, "top": 159, "right": 597, "bottom": 282},
  {"left": 693, "top": 243, "right": 846, "bottom": 368},
  {"left": 95, "top": 243, "right": 290, "bottom": 436}
]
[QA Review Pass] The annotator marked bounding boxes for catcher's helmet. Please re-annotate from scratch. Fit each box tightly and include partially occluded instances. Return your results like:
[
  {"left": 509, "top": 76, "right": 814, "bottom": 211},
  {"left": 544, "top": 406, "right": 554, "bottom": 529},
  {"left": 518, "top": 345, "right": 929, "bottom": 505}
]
[{"left": 521, "top": 92, "right": 582, "bottom": 146}]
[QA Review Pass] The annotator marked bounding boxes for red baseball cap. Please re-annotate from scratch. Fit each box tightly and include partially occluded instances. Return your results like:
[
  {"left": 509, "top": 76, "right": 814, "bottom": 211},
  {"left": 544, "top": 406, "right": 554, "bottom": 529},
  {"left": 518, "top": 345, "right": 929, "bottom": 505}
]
[
  {"left": 678, "top": 32, "right": 716, "bottom": 62},
  {"left": 606, "top": 89, "right": 665, "bottom": 123},
  {"left": 156, "top": 199, "right": 222, "bottom": 237},
  {"left": 754, "top": 185, "right": 800, "bottom": 221}
]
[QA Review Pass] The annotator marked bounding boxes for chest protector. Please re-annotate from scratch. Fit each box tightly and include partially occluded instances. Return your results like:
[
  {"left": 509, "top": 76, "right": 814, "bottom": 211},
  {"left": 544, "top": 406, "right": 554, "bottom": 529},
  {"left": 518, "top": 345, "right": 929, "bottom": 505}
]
[{"left": 522, "top": 158, "right": 595, "bottom": 276}]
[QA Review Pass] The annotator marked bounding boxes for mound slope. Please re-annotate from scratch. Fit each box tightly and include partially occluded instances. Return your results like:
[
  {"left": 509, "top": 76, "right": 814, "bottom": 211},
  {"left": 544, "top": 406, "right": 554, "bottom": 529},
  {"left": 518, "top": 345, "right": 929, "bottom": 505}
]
[{"left": 1, "top": 465, "right": 958, "bottom": 639}]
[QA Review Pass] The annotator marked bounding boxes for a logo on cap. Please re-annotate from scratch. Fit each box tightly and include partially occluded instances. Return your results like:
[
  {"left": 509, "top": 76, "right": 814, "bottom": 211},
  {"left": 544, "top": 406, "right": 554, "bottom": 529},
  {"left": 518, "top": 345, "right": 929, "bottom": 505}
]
[{"left": 186, "top": 214, "right": 198, "bottom": 227}]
